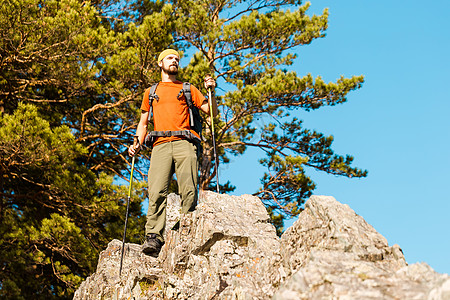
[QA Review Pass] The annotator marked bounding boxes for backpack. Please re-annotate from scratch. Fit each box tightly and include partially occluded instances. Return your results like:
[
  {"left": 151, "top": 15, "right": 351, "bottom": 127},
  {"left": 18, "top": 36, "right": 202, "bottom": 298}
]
[{"left": 143, "top": 82, "right": 203, "bottom": 148}]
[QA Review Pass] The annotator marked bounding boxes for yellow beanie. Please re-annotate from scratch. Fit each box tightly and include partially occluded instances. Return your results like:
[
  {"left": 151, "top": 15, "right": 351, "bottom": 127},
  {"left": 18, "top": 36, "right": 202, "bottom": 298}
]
[{"left": 157, "top": 49, "right": 179, "bottom": 63}]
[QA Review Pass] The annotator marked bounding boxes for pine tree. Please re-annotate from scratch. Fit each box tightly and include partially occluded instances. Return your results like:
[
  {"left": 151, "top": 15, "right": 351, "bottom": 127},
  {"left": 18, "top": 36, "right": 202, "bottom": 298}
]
[
  {"left": 0, "top": 1, "right": 147, "bottom": 297},
  {"left": 112, "top": 2, "right": 367, "bottom": 229},
  {"left": 0, "top": 0, "right": 368, "bottom": 296},
  {"left": 169, "top": 0, "right": 367, "bottom": 232},
  {"left": 0, "top": 103, "right": 147, "bottom": 298}
]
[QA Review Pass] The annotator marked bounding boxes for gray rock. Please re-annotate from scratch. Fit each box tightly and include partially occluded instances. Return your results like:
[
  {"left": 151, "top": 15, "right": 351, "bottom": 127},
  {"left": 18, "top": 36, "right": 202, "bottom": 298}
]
[
  {"left": 74, "top": 193, "right": 449, "bottom": 300},
  {"left": 275, "top": 195, "right": 449, "bottom": 300},
  {"left": 159, "top": 191, "right": 283, "bottom": 299},
  {"left": 73, "top": 240, "right": 162, "bottom": 300}
]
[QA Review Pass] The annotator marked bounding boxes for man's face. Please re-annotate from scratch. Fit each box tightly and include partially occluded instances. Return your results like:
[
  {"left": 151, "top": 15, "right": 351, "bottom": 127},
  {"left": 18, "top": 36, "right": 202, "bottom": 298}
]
[{"left": 159, "top": 54, "right": 179, "bottom": 75}]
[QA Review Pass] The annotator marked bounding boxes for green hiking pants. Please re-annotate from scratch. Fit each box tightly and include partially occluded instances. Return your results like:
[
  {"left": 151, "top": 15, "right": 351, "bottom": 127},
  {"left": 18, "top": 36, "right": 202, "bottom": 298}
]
[{"left": 145, "top": 139, "right": 199, "bottom": 242}]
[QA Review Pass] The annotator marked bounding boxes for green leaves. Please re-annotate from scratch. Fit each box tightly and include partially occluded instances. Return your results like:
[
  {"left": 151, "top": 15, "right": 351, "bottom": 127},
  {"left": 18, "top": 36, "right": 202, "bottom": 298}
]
[
  {"left": 0, "top": 103, "right": 84, "bottom": 191},
  {"left": 0, "top": 0, "right": 100, "bottom": 102},
  {"left": 167, "top": 0, "right": 367, "bottom": 225},
  {"left": 29, "top": 213, "right": 93, "bottom": 295},
  {"left": 1, "top": 0, "right": 368, "bottom": 296},
  {"left": 0, "top": 103, "right": 146, "bottom": 298}
]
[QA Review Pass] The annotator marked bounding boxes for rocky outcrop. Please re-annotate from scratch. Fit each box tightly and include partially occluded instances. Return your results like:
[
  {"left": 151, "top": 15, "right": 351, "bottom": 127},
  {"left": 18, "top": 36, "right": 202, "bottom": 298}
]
[
  {"left": 74, "top": 192, "right": 450, "bottom": 300},
  {"left": 276, "top": 196, "right": 450, "bottom": 299}
]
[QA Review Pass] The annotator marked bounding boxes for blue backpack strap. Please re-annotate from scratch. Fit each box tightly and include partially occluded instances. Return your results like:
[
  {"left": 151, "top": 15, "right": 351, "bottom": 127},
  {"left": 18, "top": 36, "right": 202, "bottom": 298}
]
[{"left": 147, "top": 83, "right": 159, "bottom": 123}]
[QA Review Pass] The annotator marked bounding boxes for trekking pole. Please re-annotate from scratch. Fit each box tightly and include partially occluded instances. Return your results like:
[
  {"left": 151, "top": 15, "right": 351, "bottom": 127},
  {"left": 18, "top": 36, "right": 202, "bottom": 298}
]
[
  {"left": 119, "top": 136, "right": 139, "bottom": 277},
  {"left": 208, "top": 87, "right": 220, "bottom": 193}
]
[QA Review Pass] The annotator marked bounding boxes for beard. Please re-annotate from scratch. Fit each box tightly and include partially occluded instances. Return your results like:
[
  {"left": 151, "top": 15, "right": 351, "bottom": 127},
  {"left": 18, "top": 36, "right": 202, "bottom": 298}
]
[{"left": 163, "top": 64, "right": 178, "bottom": 75}]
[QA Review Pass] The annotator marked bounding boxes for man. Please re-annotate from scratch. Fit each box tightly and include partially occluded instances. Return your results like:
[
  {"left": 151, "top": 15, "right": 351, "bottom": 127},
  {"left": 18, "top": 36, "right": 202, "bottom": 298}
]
[{"left": 128, "top": 49, "right": 218, "bottom": 257}]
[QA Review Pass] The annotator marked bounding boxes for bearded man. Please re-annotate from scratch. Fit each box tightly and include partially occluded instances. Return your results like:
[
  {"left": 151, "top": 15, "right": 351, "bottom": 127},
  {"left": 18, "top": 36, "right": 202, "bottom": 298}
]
[{"left": 129, "top": 49, "right": 218, "bottom": 256}]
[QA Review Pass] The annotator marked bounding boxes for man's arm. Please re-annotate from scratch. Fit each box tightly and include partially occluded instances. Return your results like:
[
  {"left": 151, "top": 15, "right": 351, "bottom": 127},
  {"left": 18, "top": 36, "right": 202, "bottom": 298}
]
[
  {"left": 128, "top": 110, "right": 149, "bottom": 156},
  {"left": 200, "top": 96, "right": 218, "bottom": 117}
]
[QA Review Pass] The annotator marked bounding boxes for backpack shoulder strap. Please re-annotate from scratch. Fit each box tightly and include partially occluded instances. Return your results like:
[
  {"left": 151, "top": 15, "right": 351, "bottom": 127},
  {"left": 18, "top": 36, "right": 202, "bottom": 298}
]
[
  {"left": 182, "top": 82, "right": 193, "bottom": 108},
  {"left": 147, "top": 82, "right": 159, "bottom": 123},
  {"left": 180, "top": 82, "right": 195, "bottom": 128}
]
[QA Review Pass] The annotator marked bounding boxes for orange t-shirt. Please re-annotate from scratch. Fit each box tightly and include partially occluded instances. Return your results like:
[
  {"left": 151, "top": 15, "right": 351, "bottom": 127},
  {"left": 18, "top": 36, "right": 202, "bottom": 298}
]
[{"left": 141, "top": 81, "right": 206, "bottom": 147}]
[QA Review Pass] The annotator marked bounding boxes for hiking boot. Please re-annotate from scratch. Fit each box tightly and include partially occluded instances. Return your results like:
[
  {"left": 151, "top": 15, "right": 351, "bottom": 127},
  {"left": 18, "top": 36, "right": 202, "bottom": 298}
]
[{"left": 142, "top": 234, "right": 164, "bottom": 257}]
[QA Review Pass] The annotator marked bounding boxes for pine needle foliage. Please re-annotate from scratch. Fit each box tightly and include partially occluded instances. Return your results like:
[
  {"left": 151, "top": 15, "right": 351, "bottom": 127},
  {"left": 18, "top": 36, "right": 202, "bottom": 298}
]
[
  {"left": 169, "top": 0, "right": 367, "bottom": 233},
  {"left": 0, "top": 0, "right": 367, "bottom": 296}
]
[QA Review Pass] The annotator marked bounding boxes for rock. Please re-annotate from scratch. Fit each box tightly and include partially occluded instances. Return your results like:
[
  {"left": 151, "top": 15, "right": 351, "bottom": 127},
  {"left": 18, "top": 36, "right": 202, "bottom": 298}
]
[
  {"left": 280, "top": 195, "right": 407, "bottom": 272},
  {"left": 275, "top": 195, "right": 449, "bottom": 300},
  {"left": 158, "top": 192, "right": 283, "bottom": 299},
  {"left": 74, "top": 193, "right": 449, "bottom": 300},
  {"left": 72, "top": 240, "right": 162, "bottom": 300}
]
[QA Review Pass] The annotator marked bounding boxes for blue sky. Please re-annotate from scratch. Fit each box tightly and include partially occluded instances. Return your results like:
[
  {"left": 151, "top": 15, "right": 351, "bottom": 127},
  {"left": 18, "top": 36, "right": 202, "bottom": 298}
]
[{"left": 220, "top": 0, "right": 450, "bottom": 274}]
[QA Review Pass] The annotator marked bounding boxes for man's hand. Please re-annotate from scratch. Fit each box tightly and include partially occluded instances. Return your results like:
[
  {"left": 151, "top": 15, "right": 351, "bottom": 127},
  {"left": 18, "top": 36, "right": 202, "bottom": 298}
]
[
  {"left": 128, "top": 144, "right": 140, "bottom": 157},
  {"left": 128, "top": 136, "right": 141, "bottom": 157},
  {"left": 204, "top": 75, "right": 216, "bottom": 90},
  {"left": 201, "top": 75, "right": 218, "bottom": 117}
]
